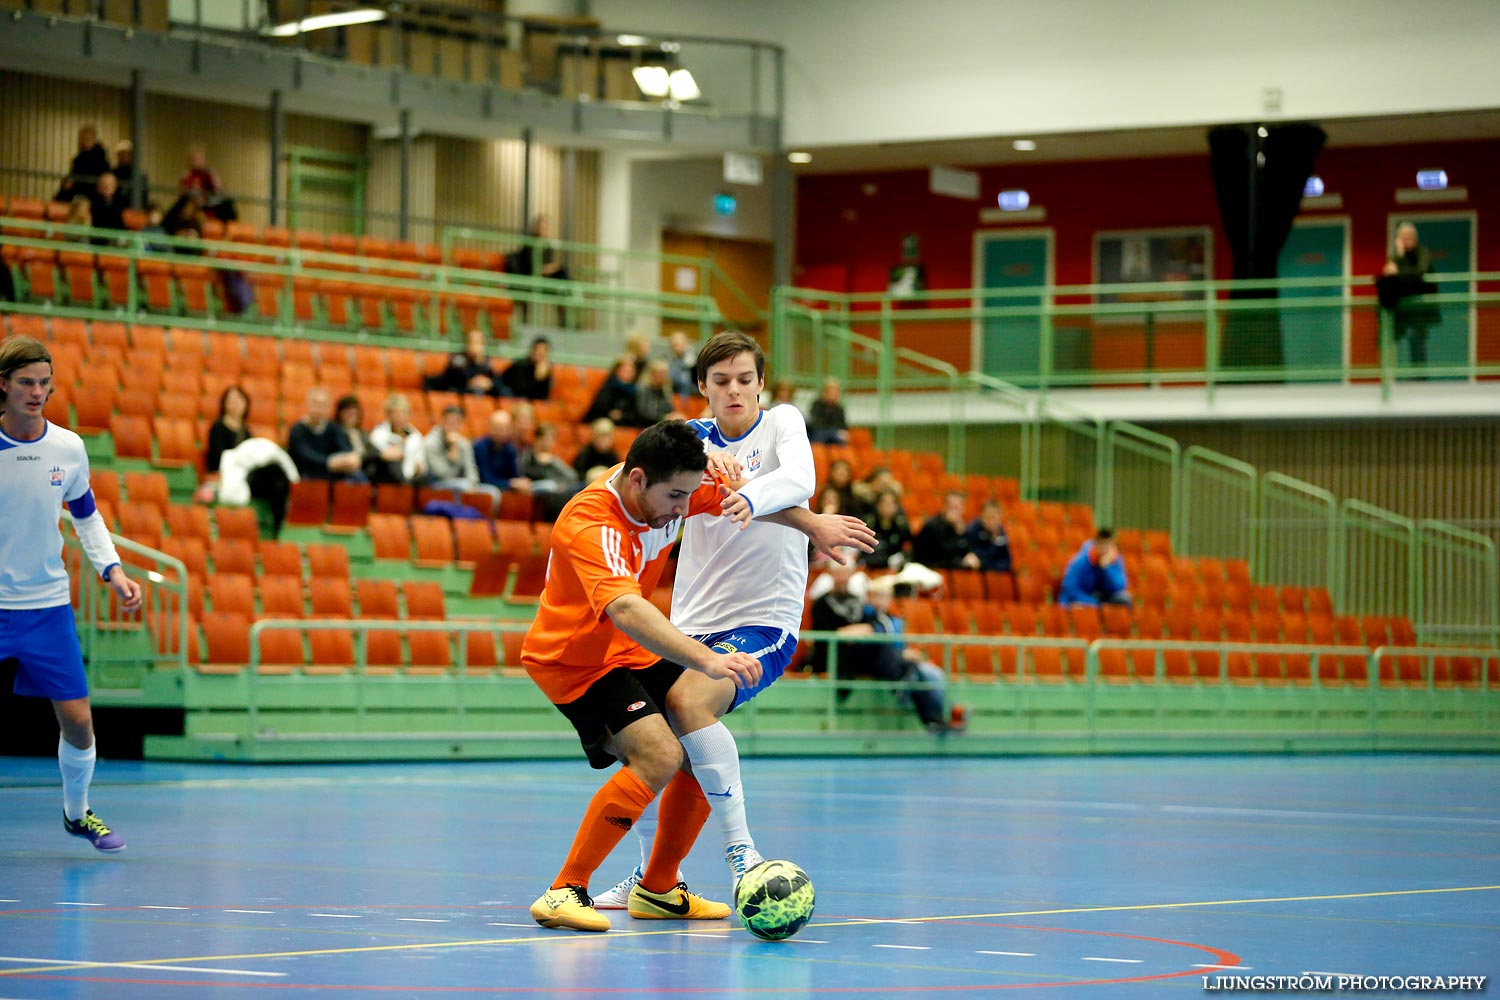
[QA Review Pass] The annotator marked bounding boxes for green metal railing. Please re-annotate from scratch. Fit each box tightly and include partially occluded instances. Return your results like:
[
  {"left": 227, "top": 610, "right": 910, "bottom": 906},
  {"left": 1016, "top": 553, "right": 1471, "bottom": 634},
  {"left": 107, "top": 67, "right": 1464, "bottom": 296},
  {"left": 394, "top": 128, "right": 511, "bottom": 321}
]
[
  {"left": 0, "top": 215, "right": 730, "bottom": 356},
  {"left": 66, "top": 529, "right": 189, "bottom": 680}
]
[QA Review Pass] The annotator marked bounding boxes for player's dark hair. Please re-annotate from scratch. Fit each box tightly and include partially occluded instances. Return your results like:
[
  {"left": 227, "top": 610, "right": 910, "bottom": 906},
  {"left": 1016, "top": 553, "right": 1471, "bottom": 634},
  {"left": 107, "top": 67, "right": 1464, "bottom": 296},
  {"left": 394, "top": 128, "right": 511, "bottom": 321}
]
[
  {"left": 623, "top": 418, "right": 708, "bottom": 487},
  {"left": 217, "top": 384, "right": 251, "bottom": 422},
  {"left": 1095, "top": 528, "right": 1114, "bottom": 541},
  {"left": 695, "top": 330, "right": 764, "bottom": 386},
  {"left": 0, "top": 336, "right": 52, "bottom": 380}
]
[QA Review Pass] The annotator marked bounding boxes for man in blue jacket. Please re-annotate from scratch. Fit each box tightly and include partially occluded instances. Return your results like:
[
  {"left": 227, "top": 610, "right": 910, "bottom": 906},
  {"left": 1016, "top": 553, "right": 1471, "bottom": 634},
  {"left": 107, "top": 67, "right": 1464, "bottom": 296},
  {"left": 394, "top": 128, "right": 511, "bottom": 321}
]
[{"left": 1059, "top": 529, "right": 1131, "bottom": 607}]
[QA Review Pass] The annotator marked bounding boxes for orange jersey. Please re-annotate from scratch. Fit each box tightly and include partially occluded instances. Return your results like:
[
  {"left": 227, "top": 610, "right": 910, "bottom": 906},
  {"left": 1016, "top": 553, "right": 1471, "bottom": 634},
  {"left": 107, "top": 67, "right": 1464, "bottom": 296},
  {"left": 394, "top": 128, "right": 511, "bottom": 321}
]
[{"left": 522, "top": 465, "right": 725, "bottom": 704}]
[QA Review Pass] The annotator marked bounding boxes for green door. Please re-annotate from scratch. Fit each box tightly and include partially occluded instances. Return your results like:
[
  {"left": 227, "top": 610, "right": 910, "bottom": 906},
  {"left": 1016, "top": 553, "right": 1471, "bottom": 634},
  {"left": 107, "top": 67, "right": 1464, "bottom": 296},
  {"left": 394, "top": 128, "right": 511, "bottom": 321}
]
[
  {"left": 1277, "top": 218, "right": 1346, "bottom": 379},
  {"left": 977, "top": 231, "right": 1051, "bottom": 384},
  {"left": 1389, "top": 215, "right": 1473, "bottom": 374}
]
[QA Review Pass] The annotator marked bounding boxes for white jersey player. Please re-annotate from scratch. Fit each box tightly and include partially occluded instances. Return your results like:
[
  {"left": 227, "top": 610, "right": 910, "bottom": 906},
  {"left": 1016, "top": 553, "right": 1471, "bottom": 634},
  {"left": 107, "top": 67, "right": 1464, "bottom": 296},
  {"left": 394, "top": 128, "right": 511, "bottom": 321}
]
[{"left": 1, "top": 336, "right": 143, "bottom": 853}]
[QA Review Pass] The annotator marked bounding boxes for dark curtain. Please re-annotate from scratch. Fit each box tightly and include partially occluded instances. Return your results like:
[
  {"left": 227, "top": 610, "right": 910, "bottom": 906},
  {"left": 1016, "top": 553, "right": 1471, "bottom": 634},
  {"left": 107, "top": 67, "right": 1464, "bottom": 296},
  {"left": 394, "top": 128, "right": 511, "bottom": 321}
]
[{"left": 1209, "top": 123, "right": 1326, "bottom": 374}]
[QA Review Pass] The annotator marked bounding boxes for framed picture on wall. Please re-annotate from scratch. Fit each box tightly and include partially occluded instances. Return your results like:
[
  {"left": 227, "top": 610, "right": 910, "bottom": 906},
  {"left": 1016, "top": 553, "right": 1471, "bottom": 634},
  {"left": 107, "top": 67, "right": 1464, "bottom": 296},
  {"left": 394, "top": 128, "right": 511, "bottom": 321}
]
[{"left": 1094, "top": 227, "right": 1211, "bottom": 305}]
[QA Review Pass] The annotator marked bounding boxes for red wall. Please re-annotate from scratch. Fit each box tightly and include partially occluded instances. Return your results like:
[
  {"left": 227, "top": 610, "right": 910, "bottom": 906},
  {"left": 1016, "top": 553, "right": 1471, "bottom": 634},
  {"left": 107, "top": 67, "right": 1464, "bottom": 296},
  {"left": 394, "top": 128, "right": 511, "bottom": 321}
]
[{"left": 795, "top": 137, "right": 1500, "bottom": 295}]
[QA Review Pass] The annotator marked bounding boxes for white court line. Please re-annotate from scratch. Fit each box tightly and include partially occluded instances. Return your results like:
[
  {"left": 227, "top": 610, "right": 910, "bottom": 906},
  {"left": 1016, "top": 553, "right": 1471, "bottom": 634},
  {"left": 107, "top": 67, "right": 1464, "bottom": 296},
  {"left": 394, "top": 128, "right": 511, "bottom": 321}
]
[
  {"left": 873, "top": 944, "right": 930, "bottom": 951},
  {"left": 1161, "top": 804, "right": 1500, "bottom": 827},
  {"left": 309, "top": 913, "right": 362, "bottom": 919},
  {"left": 0, "top": 957, "right": 285, "bottom": 978},
  {"left": 684, "top": 932, "right": 731, "bottom": 938},
  {"left": 485, "top": 922, "right": 535, "bottom": 928},
  {"left": 0, "top": 900, "right": 19, "bottom": 903},
  {"left": 979, "top": 950, "right": 1036, "bottom": 957},
  {"left": 54, "top": 902, "right": 103, "bottom": 907},
  {"left": 397, "top": 918, "right": 449, "bottom": 923},
  {"left": 791, "top": 939, "right": 829, "bottom": 945},
  {"left": 223, "top": 910, "right": 275, "bottom": 915},
  {"left": 1083, "top": 956, "right": 1143, "bottom": 964},
  {"left": 140, "top": 906, "right": 190, "bottom": 910},
  {"left": 1195, "top": 964, "right": 1253, "bottom": 970}
]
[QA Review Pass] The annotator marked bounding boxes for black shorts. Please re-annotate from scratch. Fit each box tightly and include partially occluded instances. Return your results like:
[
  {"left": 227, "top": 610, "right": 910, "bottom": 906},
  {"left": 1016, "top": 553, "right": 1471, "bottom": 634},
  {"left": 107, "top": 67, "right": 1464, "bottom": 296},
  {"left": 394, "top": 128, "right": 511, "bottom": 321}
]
[{"left": 554, "top": 659, "right": 684, "bottom": 769}]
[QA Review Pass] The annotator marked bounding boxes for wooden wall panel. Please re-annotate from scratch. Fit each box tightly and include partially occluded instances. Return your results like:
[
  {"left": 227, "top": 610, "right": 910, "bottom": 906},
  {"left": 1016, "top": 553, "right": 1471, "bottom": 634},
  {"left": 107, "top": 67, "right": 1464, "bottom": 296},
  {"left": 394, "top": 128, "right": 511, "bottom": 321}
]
[{"left": 0, "top": 71, "right": 131, "bottom": 201}]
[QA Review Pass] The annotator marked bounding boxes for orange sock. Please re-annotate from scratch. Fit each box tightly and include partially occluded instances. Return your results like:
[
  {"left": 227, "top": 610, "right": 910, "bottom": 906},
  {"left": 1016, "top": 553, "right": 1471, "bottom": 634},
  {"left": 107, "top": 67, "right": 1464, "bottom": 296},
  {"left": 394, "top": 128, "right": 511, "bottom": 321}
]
[
  {"left": 641, "top": 771, "right": 711, "bottom": 894},
  {"left": 553, "top": 767, "right": 656, "bottom": 891}
]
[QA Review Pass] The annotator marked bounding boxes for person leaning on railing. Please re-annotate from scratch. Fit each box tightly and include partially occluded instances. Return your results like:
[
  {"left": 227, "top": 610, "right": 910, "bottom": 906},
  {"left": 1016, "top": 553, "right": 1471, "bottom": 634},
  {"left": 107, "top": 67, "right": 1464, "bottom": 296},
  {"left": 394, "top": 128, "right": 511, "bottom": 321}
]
[{"left": 1376, "top": 222, "right": 1439, "bottom": 370}]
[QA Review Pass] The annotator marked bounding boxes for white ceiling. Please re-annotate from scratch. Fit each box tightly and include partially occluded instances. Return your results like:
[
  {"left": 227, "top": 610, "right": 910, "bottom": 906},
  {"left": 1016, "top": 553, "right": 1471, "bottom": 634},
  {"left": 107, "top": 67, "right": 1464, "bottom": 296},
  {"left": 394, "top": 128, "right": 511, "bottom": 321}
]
[{"left": 787, "top": 109, "right": 1500, "bottom": 174}]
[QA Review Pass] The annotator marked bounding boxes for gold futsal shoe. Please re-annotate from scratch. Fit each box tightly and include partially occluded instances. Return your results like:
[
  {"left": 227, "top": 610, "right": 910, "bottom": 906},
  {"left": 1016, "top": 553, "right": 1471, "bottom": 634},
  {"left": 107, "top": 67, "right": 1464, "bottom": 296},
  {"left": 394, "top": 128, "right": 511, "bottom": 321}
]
[
  {"left": 627, "top": 881, "right": 731, "bottom": 920},
  {"left": 530, "top": 884, "right": 610, "bottom": 932}
]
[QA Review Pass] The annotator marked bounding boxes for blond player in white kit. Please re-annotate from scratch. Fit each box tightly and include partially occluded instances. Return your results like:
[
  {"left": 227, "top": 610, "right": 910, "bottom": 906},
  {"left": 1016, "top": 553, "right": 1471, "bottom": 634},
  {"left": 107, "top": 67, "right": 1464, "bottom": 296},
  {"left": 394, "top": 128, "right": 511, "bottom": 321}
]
[{"left": 0, "top": 336, "right": 143, "bottom": 853}]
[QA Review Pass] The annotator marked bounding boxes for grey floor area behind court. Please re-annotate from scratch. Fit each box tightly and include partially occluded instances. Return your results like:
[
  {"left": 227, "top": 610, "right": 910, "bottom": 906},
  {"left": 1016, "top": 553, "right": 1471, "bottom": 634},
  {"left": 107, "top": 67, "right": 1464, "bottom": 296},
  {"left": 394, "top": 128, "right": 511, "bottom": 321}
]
[{"left": 1, "top": 754, "right": 1497, "bottom": 998}]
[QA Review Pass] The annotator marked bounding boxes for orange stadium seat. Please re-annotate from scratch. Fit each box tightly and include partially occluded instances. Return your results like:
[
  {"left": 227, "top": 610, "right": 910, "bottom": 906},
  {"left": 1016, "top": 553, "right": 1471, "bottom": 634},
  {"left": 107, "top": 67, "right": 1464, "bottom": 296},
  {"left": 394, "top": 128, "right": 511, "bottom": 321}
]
[
  {"left": 355, "top": 578, "right": 399, "bottom": 618},
  {"left": 306, "top": 543, "right": 351, "bottom": 580}
]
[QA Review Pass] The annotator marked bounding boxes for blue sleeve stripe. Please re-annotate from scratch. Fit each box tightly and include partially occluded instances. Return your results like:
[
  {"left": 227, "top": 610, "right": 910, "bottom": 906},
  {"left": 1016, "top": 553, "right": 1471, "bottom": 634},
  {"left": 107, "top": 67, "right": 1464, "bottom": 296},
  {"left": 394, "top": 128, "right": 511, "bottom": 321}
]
[
  {"left": 99, "top": 561, "right": 120, "bottom": 582},
  {"left": 67, "top": 490, "right": 97, "bottom": 519}
]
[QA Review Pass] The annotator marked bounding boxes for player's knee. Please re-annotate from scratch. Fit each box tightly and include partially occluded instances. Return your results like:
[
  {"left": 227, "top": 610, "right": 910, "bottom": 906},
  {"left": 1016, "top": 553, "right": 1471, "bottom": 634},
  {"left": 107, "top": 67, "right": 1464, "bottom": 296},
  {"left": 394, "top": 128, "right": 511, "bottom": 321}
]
[{"left": 627, "top": 727, "right": 684, "bottom": 791}]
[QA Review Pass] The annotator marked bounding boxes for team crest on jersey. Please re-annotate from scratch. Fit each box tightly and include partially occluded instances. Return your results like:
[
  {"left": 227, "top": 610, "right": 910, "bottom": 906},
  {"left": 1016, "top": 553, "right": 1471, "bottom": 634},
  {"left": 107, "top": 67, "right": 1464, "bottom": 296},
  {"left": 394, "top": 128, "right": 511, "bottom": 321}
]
[
  {"left": 744, "top": 448, "right": 763, "bottom": 473},
  {"left": 49, "top": 466, "right": 64, "bottom": 487}
]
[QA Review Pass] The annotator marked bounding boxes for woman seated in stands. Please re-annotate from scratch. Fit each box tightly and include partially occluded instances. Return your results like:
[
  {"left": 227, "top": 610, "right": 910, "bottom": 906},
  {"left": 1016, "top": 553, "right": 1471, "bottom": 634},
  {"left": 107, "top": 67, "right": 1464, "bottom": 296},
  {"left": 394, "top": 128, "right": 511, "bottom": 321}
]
[
  {"left": 582, "top": 355, "right": 640, "bottom": 426},
  {"left": 862, "top": 490, "right": 914, "bottom": 570},
  {"left": 180, "top": 143, "right": 236, "bottom": 221},
  {"left": 434, "top": 328, "right": 502, "bottom": 396},
  {"left": 333, "top": 393, "right": 382, "bottom": 481},
  {"left": 205, "top": 385, "right": 251, "bottom": 474},
  {"left": 822, "top": 458, "right": 858, "bottom": 516}
]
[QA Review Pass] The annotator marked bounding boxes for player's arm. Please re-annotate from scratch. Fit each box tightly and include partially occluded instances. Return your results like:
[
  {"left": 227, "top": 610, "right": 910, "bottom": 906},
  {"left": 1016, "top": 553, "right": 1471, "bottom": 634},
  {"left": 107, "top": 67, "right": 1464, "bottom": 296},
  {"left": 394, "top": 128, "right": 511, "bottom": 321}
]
[
  {"left": 605, "top": 594, "right": 762, "bottom": 688},
  {"left": 719, "top": 409, "right": 817, "bottom": 526},
  {"left": 65, "top": 485, "right": 143, "bottom": 613},
  {"left": 759, "top": 506, "right": 877, "bottom": 565}
]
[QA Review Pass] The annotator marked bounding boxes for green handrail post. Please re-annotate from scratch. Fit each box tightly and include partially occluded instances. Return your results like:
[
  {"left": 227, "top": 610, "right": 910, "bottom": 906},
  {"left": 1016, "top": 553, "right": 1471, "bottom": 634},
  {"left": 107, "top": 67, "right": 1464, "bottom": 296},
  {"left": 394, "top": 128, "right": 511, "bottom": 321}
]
[
  {"left": 1204, "top": 285, "right": 1219, "bottom": 405},
  {"left": 877, "top": 297, "right": 895, "bottom": 450}
]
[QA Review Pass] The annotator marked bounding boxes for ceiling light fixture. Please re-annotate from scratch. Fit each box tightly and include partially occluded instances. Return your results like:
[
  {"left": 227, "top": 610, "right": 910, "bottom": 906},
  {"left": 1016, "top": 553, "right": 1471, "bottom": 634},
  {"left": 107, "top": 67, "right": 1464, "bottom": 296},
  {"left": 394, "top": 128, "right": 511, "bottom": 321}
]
[
  {"left": 616, "top": 34, "right": 650, "bottom": 46},
  {"left": 788, "top": 151, "right": 812, "bottom": 164},
  {"left": 1012, "top": 139, "right": 1037, "bottom": 152},
  {"left": 269, "top": 7, "right": 386, "bottom": 36},
  {"left": 633, "top": 65, "right": 699, "bottom": 101}
]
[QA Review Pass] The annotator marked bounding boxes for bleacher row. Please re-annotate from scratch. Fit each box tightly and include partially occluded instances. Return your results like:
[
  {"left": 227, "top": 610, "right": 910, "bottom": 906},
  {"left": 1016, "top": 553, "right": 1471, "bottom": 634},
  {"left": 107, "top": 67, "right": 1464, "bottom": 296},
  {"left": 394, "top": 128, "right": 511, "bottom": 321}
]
[
  {"left": 9, "top": 307, "right": 1460, "bottom": 687},
  {"left": 0, "top": 312, "right": 700, "bottom": 477},
  {"left": 2, "top": 199, "right": 519, "bottom": 338}
]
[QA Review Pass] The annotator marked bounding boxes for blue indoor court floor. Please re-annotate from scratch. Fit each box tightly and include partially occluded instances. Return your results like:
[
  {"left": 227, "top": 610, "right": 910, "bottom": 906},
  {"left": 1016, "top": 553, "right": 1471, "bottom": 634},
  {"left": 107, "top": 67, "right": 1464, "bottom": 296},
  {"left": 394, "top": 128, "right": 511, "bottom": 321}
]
[{"left": 1, "top": 754, "right": 1496, "bottom": 999}]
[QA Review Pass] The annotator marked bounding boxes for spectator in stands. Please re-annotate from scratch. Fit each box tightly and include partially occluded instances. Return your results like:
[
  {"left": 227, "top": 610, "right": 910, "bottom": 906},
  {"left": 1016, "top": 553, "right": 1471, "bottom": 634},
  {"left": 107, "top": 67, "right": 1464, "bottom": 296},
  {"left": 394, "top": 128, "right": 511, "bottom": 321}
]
[
  {"left": 507, "top": 213, "right": 569, "bottom": 281},
  {"left": 807, "top": 553, "right": 949, "bottom": 732},
  {"left": 333, "top": 394, "right": 382, "bottom": 481},
  {"left": 112, "top": 140, "right": 149, "bottom": 209},
  {"left": 89, "top": 173, "right": 126, "bottom": 232},
  {"left": 661, "top": 330, "right": 697, "bottom": 397},
  {"left": 521, "top": 422, "right": 582, "bottom": 520},
  {"left": 473, "top": 408, "right": 530, "bottom": 495},
  {"left": 862, "top": 576, "right": 952, "bottom": 732},
  {"left": 287, "top": 386, "right": 363, "bottom": 481},
  {"left": 55, "top": 124, "right": 110, "bottom": 202},
  {"left": 633, "top": 359, "right": 676, "bottom": 426},
  {"left": 769, "top": 379, "right": 799, "bottom": 407},
  {"left": 498, "top": 336, "right": 553, "bottom": 401},
  {"left": 163, "top": 191, "right": 207, "bottom": 240},
  {"left": 511, "top": 399, "right": 537, "bottom": 448},
  {"left": 205, "top": 385, "right": 251, "bottom": 475},
  {"left": 179, "top": 143, "right": 236, "bottom": 221},
  {"left": 863, "top": 490, "right": 913, "bottom": 570},
  {"left": 424, "top": 404, "right": 500, "bottom": 507},
  {"left": 624, "top": 335, "right": 652, "bottom": 375},
  {"left": 965, "top": 500, "right": 1013, "bottom": 575},
  {"left": 583, "top": 355, "right": 640, "bottom": 426},
  {"left": 65, "top": 196, "right": 91, "bottom": 228},
  {"left": 851, "top": 465, "right": 904, "bottom": 517},
  {"left": 571, "top": 417, "right": 620, "bottom": 481},
  {"left": 435, "top": 328, "right": 501, "bottom": 396},
  {"left": 1378, "top": 221, "right": 1438, "bottom": 371},
  {"left": 914, "top": 491, "right": 982, "bottom": 570},
  {"left": 807, "top": 376, "right": 850, "bottom": 444},
  {"left": 822, "top": 458, "right": 858, "bottom": 515},
  {"left": 1059, "top": 528, "right": 1132, "bottom": 607},
  {"left": 368, "top": 393, "right": 428, "bottom": 485}
]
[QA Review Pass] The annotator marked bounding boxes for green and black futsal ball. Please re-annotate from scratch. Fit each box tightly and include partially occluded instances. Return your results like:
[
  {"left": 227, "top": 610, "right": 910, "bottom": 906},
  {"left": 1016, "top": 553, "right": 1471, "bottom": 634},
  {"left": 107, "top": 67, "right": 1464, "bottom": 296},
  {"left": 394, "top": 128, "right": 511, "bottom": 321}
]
[{"left": 734, "top": 860, "right": 815, "bottom": 940}]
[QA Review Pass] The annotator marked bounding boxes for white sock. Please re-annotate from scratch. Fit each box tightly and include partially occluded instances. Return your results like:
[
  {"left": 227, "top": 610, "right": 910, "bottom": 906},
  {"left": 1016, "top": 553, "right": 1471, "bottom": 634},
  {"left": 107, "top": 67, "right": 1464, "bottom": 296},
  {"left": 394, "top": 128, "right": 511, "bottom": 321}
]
[
  {"left": 58, "top": 737, "right": 95, "bottom": 822},
  {"left": 633, "top": 799, "right": 658, "bottom": 870},
  {"left": 680, "top": 722, "right": 753, "bottom": 850}
]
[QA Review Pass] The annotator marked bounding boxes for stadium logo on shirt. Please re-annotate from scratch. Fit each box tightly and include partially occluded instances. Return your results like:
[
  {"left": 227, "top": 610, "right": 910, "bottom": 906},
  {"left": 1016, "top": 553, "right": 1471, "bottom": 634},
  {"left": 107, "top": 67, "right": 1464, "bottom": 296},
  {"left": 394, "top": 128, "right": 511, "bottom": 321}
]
[
  {"left": 744, "top": 448, "right": 763, "bottom": 473},
  {"left": 49, "top": 466, "right": 65, "bottom": 487}
]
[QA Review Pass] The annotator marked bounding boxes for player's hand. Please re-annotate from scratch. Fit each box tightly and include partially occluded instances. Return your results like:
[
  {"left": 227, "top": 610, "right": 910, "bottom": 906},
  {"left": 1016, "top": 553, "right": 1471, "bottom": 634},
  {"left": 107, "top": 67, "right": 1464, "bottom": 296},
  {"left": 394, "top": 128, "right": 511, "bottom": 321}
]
[
  {"left": 703, "top": 650, "right": 762, "bottom": 689},
  {"left": 810, "top": 513, "right": 877, "bottom": 564},
  {"left": 706, "top": 451, "right": 743, "bottom": 481},
  {"left": 720, "top": 488, "right": 753, "bottom": 529},
  {"left": 107, "top": 567, "right": 143, "bottom": 614}
]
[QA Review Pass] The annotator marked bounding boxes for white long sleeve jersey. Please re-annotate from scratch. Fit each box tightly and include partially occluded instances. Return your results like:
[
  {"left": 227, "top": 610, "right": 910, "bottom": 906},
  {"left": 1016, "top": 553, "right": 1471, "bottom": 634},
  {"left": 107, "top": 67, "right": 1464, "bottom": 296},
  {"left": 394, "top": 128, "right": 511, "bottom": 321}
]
[
  {"left": 671, "top": 405, "right": 815, "bottom": 636},
  {"left": 1, "top": 421, "right": 122, "bottom": 610}
]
